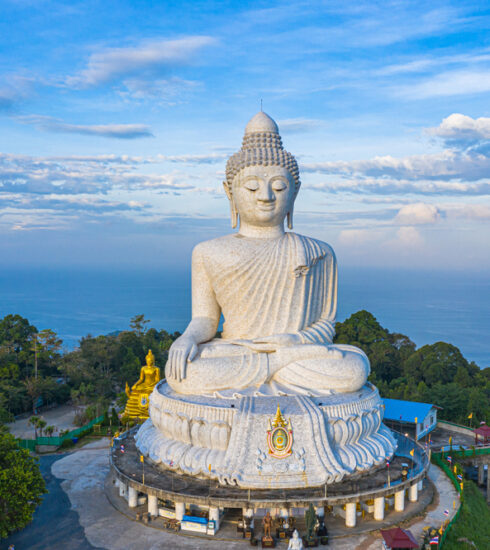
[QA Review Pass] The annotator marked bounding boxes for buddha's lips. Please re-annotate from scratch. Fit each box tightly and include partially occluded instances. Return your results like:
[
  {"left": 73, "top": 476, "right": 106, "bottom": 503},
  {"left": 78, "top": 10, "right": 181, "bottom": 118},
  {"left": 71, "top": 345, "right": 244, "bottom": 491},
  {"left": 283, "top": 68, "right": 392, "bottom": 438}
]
[{"left": 257, "top": 204, "right": 276, "bottom": 211}]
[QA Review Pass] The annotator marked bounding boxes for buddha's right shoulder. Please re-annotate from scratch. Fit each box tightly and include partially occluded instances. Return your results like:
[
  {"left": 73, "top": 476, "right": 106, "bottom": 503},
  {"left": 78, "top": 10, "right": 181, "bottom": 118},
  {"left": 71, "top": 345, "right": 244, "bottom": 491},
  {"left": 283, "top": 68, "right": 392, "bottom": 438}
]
[{"left": 192, "top": 235, "right": 236, "bottom": 260}]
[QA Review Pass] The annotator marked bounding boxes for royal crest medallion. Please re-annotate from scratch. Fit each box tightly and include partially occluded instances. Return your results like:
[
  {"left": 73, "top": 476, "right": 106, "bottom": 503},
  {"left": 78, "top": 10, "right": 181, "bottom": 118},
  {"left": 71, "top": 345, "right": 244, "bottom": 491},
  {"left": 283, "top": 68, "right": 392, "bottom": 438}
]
[{"left": 267, "top": 405, "right": 293, "bottom": 458}]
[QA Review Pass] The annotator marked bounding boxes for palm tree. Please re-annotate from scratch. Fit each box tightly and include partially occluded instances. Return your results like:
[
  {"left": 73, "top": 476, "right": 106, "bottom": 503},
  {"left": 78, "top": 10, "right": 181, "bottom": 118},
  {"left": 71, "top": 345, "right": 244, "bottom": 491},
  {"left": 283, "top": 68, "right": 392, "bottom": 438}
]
[
  {"left": 29, "top": 416, "right": 39, "bottom": 438},
  {"left": 44, "top": 425, "right": 55, "bottom": 437},
  {"left": 36, "top": 418, "right": 47, "bottom": 437}
]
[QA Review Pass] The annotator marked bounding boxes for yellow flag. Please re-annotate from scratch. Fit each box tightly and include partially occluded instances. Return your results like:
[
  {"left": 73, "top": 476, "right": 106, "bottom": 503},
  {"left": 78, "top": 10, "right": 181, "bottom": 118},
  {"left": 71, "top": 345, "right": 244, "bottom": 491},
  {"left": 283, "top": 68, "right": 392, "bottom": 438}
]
[
  {"left": 414, "top": 417, "right": 418, "bottom": 424},
  {"left": 468, "top": 412, "right": 473, "bottom": 419},
  {"left": 410, "top": 449, "right": 414, "bottom": 456},
  {"left": 453, "top": 465, "right": 457, "bottom": 474},
  {"left": 140, "top": 455, "right": 144, "bottom": 463},
  {"left": 208, "top": 464, "right": 212, "bottom": 473},
  {"left": 439, "top": 526, "right": 444, "bottom": 535},
  {"left": 449, "top": 436, "right": 453, "bottom": 445},
  {"left": 460, "top": 482, "right": 464, "bottom": 491}
]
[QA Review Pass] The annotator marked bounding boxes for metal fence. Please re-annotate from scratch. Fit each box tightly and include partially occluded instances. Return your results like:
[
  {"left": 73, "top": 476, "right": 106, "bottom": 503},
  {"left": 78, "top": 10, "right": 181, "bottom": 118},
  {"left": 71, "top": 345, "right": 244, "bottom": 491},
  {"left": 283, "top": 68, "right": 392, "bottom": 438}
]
[
  {"left": 431, "top": 451, "right": 464, "bottom": 547},
  {"left": 17, "top": 414, "right": 106, "bottom": 449}
]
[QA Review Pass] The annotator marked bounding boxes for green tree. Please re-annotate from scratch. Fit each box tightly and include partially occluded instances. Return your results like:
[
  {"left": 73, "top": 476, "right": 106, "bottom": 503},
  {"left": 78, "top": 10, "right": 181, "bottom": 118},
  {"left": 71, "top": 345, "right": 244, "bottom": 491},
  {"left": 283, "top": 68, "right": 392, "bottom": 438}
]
[
  {"left": 403, "top": 342, "right": 468, "bottom": 386},
  {"left": 0, "top": 426, "right": 46, "bottom": 538},
  {"left": 130, "top": 314, "right": 150, "bottom": 336}
]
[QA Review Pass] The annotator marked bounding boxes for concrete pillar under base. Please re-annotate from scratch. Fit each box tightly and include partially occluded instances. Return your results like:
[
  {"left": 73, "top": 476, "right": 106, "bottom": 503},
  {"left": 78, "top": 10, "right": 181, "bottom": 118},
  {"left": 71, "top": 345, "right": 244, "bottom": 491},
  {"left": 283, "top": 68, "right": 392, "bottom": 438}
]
[
  {"left": 119, "top": 481, "right": 127, "bottom": 498},
  {"left": 409, "top": 483, "right": 418, "bottom": 502},
  {"left": 478, "top": 463, "right": 484, "bottom": 485},
  {"left": 128, "top": 486, "right": 138, "bottom": 508},
  {"left": 148, "top": 494, "right": 158, "bottom": 516},
  {"left": 374, "top": 497, "right": 385, "bottom": 521},
  {"left": 175, "top": 501, "right": 185, "bottom": 521},
  {"left": 209, "top": 506, "right": 220, "bottom": 530},
  {"left": 486, "top": 463, "right": 490, "bottom": 503},
  {"left": 395, "top": 489, "right": 405, "bottom": 512},
  {"left": 345, "top": 502, "right": 356, "bottom": 527}
]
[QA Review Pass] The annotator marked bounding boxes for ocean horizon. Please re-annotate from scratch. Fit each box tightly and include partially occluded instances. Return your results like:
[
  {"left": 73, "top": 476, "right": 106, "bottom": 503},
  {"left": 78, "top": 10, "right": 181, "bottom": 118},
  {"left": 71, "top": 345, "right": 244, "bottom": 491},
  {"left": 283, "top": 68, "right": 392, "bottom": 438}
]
[{"left": 0, "top": 266, "right": 488, "bottom": 368}]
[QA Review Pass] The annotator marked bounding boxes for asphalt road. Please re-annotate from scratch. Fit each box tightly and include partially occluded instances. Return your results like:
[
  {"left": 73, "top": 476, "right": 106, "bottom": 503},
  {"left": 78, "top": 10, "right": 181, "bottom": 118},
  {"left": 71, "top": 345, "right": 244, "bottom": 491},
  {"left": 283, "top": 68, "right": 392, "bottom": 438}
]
[{"left": 3, "top": 454, "right": 103, "bottom": 550}]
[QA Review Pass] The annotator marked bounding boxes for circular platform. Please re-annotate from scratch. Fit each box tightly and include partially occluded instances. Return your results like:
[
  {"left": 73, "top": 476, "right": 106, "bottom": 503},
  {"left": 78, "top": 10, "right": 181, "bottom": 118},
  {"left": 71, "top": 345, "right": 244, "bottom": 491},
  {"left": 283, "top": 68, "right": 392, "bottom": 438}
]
[{"left": 112, "top": 428, "right": 429, "bottom": 509}]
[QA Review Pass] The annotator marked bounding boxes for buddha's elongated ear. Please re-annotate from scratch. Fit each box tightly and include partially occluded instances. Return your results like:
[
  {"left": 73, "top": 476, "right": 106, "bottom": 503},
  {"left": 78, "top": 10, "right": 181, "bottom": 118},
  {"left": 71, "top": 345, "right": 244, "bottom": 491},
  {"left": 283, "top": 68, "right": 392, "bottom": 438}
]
[
  {"left": 287, "top": 209, "right": 294, "bottom": 230},
  {"left": 222, "top": 181, "right": 232, "bottom": 201},
  {"left": 223, "top": 181, "right": 238, "bottom": 228}
]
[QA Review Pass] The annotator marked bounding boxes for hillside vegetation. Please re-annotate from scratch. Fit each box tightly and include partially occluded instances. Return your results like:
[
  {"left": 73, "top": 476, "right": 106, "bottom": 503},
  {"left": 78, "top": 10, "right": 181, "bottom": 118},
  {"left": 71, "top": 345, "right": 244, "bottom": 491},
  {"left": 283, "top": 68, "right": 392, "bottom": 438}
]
[{"left": 0, "top": 311, "right": 488, "bottom": 425}]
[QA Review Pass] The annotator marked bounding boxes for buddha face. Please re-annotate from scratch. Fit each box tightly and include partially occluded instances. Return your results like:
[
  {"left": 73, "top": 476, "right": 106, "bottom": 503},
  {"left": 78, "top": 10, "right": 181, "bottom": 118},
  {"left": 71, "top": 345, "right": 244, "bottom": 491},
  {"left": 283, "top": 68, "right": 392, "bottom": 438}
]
[{"left": 232, "top": 165, "right": 295, "bottom": 228}]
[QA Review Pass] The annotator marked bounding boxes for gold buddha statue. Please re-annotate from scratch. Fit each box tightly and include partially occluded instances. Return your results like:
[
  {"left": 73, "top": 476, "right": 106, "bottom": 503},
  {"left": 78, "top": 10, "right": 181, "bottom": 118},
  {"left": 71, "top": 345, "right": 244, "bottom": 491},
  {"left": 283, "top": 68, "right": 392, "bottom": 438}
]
[{"left": 124, "top": 350, "right": 161, "bottom": 419}]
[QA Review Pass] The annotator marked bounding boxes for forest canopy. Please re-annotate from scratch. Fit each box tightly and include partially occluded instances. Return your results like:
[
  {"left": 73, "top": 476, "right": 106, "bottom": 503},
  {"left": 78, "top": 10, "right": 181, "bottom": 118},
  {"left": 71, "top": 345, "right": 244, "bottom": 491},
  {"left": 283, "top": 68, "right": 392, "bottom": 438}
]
[{"left": 0, "top": 311, "right": 488, "bottom": 426}]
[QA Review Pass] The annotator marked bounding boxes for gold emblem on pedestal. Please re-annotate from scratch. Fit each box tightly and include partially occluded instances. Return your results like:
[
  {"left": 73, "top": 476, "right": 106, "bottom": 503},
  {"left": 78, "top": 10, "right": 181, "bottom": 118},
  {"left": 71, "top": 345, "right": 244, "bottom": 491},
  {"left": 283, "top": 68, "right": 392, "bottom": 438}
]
[
  {"left": 267, "top": 404, "right": 293, "bottom": 458},
  {"left": 124, "top": 350, "right": 160, "bottom": 419}
]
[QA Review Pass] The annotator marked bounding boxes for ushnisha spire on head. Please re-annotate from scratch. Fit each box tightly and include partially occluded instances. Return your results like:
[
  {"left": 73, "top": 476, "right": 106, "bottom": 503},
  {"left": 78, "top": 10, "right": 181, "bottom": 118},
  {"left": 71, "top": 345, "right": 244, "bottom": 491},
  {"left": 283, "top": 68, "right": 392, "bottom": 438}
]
[{"left": 224, "top": 111, "right": 301, "bottom": 197}]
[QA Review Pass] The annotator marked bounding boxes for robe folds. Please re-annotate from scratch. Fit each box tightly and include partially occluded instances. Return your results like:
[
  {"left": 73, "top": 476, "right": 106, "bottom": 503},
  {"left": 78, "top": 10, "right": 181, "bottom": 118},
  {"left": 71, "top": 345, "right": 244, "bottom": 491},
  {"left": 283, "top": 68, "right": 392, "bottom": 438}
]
[{"left": 214, "top": 232, "right": 337, "bottom": 344}]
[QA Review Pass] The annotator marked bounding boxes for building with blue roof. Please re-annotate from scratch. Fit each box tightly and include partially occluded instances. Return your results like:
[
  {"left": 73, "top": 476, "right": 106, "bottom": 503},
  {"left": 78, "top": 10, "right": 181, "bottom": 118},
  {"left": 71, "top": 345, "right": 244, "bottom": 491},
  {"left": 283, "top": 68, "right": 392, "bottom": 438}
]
[{"left": 382, "top": 398, "right": 440, "bottom": 440}]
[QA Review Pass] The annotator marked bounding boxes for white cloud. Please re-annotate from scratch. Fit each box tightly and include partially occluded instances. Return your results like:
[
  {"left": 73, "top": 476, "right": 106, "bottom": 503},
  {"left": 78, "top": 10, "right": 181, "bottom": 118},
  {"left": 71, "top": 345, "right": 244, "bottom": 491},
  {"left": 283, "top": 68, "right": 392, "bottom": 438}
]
[
  {"left": 426, "top": 113, "right": 490, "bottom": 145},
  {"left": 395, "top": 203, "right": 441, "bottom": 225},
  {"left": 338, "top": 228, "right": 378, "bottom": 245},
  {"left": 395, "top": 226, "right": 424, "bottom": 247},
  {"left": 119, "top": 76, "right": 200, "bottom": 103},
  {"left": 0, "top": 152, "right": 194, "bottom": 196},
  {"left": 156, "top": 153, "right": 227, "bottom": 164},
  {"left": 378, "top": 51, "right": 490, "bottom": 76},
  {"left": 278, "top": 118, "right": 323, "bottom": 133},
  {"left": 395, "top": 70, "right": 490, "bottom": 99},
  {"left": 16, "top": 115, "right": 154, "bottom": 139},
  {"left": 444, "top": 203, "right": 490, "bottom": 220},
  {"left": 66, "top": 36, "right": 216, "bottom": 88}
]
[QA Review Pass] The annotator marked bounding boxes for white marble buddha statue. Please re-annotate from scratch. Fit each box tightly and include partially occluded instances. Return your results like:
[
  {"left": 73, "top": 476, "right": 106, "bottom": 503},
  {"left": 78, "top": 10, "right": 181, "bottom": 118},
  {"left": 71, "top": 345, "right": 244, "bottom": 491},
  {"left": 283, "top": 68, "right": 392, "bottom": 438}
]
[{"left": 166, "top": 112, "right": 369, "bottom": 397}]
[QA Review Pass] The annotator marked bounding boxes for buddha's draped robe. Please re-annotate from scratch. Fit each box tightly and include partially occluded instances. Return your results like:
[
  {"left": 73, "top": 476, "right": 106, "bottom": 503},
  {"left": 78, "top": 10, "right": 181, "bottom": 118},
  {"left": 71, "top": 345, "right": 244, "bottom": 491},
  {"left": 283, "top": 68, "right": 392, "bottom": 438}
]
[
  {"left": 168, "top": 233, "right": 369, "bottom": 397},
  {"left": 216, "top": 233, "right": 337, "bottom": 344}
]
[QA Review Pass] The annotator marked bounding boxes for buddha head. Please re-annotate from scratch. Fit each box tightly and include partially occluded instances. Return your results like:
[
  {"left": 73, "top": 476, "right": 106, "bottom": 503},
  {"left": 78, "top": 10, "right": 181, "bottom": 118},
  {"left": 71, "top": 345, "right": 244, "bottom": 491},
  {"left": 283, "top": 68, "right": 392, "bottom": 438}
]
[
  {"left": 224, "top": 112, "right": 301, "bottom": 230},
  {"left": 146, "top": 349, "right": 155, "bottom": 367}
]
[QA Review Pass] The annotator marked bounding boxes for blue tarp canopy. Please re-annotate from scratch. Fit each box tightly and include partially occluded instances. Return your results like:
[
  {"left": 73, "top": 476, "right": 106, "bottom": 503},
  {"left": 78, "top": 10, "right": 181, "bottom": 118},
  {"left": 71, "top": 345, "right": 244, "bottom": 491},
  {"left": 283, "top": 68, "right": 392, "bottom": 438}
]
[
  {"left": 182, "top": 515, "right": 208, "bottom": 525},
  {"left": 383, "top": 398, "right": 436, "bottom": 423}
]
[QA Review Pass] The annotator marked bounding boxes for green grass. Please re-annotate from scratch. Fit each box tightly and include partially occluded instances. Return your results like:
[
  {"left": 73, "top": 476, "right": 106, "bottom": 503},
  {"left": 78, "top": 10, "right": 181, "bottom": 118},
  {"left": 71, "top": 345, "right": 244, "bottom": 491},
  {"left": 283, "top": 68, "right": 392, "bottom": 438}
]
[{"left": 442, "top": 480, "right": 490, "bottom": 549}]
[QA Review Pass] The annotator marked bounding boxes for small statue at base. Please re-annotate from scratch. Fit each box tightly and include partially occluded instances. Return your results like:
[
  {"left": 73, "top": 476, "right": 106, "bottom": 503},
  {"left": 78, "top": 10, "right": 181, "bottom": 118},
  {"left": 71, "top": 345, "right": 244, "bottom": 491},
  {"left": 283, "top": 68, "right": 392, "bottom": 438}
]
[
  {"left": 262, "top": 511, "right": 276, "bottom": 546},
  {"left": 124, "top": 350, "right": 160, "bottom": 419},
  {"left": 262, "top": 511, "right": 273, "bottom": 539},
  {"left": 288, "top": 530, "right": 304, "bottom": 550},
  {"left": 304, "top": 503, "right": 317, "bottom": 544}
]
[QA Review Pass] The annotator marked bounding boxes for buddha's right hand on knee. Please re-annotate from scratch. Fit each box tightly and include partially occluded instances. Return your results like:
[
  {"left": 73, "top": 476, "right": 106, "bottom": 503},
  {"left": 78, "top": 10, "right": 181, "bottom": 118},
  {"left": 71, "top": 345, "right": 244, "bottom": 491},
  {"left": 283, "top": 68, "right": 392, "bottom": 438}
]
[{"left": 167, "top": 336, "right": 199, "bottom": 382}]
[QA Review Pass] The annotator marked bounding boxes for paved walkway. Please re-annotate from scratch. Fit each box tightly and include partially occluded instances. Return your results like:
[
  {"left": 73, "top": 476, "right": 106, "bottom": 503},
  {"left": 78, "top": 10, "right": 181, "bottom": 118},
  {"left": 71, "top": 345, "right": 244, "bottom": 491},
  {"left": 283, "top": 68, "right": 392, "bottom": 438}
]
[
  {"left": 407, "top": 464, "right": 459, "bottom": 541},
  {"left": 4, "top": 453, "right": 102, "bottom": 550},
  {"left": 7, "top": 404, "right": 83, "bottom": 439},
  {"left": 4, "top": 442, "right": 461, "bottom": 550}
]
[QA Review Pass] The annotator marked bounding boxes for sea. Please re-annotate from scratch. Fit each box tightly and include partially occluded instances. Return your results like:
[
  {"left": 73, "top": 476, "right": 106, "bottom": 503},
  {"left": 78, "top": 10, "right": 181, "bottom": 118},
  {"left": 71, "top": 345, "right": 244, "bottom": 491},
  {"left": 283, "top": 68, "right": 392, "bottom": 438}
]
[{"left": 0, "top": 267, "right": 488, "bottom": 368}]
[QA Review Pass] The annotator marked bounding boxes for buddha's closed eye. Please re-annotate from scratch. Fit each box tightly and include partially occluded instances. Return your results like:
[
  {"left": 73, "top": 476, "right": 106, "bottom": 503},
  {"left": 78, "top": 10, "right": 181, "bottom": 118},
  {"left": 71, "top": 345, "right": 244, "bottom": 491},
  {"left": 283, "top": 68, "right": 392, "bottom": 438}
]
[
  {"left": 272, "top": 180, "right": 287, "bottom": 191},
  {"left": 244, "top": 181, "right": 259, "bottom": 191}
]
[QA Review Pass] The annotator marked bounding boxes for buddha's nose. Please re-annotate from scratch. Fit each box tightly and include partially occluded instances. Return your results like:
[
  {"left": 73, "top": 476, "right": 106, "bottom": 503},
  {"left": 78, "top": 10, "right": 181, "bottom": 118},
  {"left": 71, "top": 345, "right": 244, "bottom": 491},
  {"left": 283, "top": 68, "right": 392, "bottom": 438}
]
[{"left": 257, "top": 184, "right": 275, "bottom": 202}]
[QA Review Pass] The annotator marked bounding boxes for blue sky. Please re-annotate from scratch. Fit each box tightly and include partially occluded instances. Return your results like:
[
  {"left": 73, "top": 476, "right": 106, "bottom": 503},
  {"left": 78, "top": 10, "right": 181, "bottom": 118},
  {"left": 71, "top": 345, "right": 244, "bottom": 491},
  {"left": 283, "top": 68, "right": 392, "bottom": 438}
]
[{"left": 1, "top": 0, "right": 489, "bottom": 271}]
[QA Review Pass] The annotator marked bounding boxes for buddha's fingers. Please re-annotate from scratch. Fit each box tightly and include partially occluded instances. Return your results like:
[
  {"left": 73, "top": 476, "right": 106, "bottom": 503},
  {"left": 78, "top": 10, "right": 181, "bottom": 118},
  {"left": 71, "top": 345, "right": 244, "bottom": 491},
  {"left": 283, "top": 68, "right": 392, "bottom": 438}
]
[{"left": 188, "top": 343, "right": 198, "bottom": 362}]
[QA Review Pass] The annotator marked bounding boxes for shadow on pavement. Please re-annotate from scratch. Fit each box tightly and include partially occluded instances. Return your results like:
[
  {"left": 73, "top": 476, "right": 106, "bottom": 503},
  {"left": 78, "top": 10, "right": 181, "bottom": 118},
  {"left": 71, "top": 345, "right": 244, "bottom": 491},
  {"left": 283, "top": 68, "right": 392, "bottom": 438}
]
[{"left": 4, "top": 454, "right": 104, "bottom": 550}]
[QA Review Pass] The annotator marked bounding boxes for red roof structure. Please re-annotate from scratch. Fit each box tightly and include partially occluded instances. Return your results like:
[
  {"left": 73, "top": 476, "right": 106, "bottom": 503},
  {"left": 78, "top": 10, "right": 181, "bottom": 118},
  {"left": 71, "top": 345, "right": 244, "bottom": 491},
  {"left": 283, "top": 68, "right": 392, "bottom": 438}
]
[
  {"left": 380, "top": 527, "right": 419, "bottom": 549},
  {"left": 474, "top": 423, "right": 490, "bottom": 444}
]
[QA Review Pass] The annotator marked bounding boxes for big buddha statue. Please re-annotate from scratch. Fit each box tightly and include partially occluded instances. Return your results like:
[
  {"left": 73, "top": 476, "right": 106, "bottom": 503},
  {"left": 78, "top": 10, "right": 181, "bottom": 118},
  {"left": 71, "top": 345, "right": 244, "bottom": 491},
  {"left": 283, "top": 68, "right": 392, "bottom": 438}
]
[
  {"left": 166, "top": 112, "right": 368, "bottom": 397},
  {"left": 136, "top": 112, "right": 396, "bottom": 488}
]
